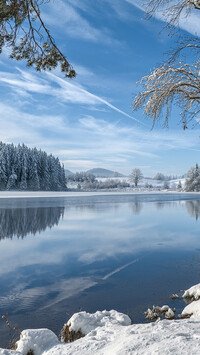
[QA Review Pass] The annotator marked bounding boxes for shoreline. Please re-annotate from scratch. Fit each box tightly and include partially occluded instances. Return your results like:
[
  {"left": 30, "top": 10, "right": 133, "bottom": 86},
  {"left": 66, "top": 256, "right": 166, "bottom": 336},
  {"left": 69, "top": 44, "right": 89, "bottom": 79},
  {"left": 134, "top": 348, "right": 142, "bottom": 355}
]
[
  {"left": 0, "top": 190, "right": 199, "bottom": 198},
  {"left": 1, "top": 283, "right": 200, "bottom": 354}
]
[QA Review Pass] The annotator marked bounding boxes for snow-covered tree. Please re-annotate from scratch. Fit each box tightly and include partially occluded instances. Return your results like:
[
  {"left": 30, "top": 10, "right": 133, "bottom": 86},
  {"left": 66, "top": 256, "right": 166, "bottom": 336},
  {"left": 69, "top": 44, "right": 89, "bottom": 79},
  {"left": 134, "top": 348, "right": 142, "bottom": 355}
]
[
  {"left": 133, "top": 1, "right": 200, "bottom": 129},
  {"left": 185, "top": 164, "right": 200, "bottom": 191},
  {"left": 0, "top": 145, "right": 7, "bottom": 190},
  {"left": 177, "top": 180, "right": 182, "bottom": 191},
  {"left": 154, "top": 173, "right": 166, "bottom": 181},
  {"left": 163, "top": 181, "right": 170, "bottom": 190},
  {"left": 6, "top": 171, "right": 17, "bottom": 190},
  {"left": 0, "top": 142, "right": 67, "bottom": 191},
  {"left": 129, "top": 168, "right": 143, "bottom": 187}
]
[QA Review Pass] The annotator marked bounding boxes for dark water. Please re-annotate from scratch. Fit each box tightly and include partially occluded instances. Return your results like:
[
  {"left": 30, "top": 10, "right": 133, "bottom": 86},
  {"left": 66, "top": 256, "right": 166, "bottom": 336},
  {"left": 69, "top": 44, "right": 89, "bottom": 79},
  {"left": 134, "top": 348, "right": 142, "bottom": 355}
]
[{"left": 0, "top": 193, "right": 200, "bottom": 347}]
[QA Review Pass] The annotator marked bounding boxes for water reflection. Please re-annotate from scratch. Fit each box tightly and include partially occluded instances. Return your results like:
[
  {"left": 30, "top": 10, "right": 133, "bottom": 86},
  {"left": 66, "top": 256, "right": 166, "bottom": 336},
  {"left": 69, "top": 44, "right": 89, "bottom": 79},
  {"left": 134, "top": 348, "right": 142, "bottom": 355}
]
[
  {"left": 129, "top": 202, "right": 143, "bottom": 215},
  {"left": 0, "top": 194, "right": 200, "bottom": 347},
  {"left": 0, "top": 204, "right": 64, "bottom": 240},
  {"left": 186, "top": 200, "right": 200, "bottom": 220},
  {"left": 0, "top": 196, "right": 199, "bottom": 242}
]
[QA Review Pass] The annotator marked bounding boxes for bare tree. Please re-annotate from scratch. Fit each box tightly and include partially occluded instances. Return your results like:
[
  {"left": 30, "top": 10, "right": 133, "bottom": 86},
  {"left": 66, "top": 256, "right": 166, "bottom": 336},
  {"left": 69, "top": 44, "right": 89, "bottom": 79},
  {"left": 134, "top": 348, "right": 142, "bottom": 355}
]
[
  {"left": 0, "top": 1, "right": 75, "bottom": 78},
  {"left": 129, "top": 168, "right": 143, "bottom": 187},
  {"left": 133, "top": 1, "right": 200, "bottom": 129},
  {"left": 145, "top": 1, "right": 200, "bottom": 27}
]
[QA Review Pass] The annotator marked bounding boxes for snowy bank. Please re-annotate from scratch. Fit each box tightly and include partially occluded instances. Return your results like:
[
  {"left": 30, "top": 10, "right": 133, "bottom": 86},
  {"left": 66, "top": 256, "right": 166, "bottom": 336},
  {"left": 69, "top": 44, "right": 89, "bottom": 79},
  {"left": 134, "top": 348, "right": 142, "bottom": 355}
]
[
  {"left": 0, "top": 190, "right": 199, "bottom": 199},
  {"left": 2, "top": 284, "right": 200, "bottom": 354},
  {"left": 1, "top": 309, "right": 200, "bottom": 355},
  {"left": 183, "top": 283, "right": 200, "bottom": 301},
  {"left": 182, "top": 300, "right": 200, "bottom": 318},
  {"left": 61, "top": 310, "right": 131, "bottom": 342},
  {"left": 181, "top": 283, "right": 200, "bottom": 318}
]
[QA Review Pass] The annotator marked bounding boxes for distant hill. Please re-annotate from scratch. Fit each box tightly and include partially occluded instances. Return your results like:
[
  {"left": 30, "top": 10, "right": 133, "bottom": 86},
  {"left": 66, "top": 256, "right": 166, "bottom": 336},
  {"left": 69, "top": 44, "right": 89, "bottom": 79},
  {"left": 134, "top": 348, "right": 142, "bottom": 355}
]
[
  {"left": 86, "top": 168, "right": 125, "bottom": 178},
  {"left": 65, "top": 169, "right": 74, "bottom": 176}
]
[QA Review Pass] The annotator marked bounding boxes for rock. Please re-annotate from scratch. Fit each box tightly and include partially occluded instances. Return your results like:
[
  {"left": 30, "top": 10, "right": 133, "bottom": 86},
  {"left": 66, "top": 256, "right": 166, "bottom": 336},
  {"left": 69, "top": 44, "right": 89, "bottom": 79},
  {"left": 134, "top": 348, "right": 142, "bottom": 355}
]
[{"left": 170, "top": 294, "right": 179, "bottom": 300}]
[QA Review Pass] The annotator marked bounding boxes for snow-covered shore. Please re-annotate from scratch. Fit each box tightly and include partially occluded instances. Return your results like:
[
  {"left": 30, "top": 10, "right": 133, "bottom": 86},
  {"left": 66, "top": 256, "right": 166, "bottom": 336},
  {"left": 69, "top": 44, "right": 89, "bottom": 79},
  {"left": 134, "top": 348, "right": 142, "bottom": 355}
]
[
  {"left": 1, "top": 284, "right": 200, "bottom": 355},
  {"left": 0, "top": 190, "right": 199, "bottom": 199}
]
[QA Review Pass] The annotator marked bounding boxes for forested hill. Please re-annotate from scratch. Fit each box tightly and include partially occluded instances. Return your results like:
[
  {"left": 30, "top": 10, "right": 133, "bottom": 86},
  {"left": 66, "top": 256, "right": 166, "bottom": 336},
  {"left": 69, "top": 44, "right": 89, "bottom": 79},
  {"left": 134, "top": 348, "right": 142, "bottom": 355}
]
[{"left": 0, "top": 142, "right": 66, "bottom": 191}]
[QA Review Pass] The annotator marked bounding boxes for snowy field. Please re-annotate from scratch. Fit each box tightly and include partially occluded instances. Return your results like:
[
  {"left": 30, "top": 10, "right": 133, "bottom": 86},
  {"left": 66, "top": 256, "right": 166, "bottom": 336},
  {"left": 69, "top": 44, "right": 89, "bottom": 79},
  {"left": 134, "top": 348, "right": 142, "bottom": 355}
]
[
  {"left": 0, "top": 185, "right": 190, "bottom": 199},
  {"left": 1, "top": 283, "right": 200, "bottom": 354},
  {"left": 67, "top": 176, "right": 186, "bottom": 191},
  {"left": 0, "top": 177, "right": 187, "bottom": 197}
]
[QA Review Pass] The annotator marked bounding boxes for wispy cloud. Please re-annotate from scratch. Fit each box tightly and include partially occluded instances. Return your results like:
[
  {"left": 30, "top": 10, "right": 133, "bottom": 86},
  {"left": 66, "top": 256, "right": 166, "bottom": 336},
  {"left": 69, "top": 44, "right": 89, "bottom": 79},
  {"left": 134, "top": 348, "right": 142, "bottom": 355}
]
[
  {"left": 42, "top": 0, "right": 120, "bottom": 45},
  {"left": 0, "top": 95, "right": 199, "bottom": 174},
  {"left": 48, "top": 73, "right": 142, "bottom": 124},
  {"left": 0, "top": 68, "right": 142, "bottom": 124}
]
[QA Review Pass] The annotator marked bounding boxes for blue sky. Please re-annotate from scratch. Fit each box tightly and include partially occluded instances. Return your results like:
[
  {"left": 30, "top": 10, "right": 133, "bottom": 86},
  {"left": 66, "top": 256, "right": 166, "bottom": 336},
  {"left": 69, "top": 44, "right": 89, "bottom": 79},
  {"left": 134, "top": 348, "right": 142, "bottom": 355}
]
[{"left": 1, "top": 0, "right": 200, "bottom": 176}]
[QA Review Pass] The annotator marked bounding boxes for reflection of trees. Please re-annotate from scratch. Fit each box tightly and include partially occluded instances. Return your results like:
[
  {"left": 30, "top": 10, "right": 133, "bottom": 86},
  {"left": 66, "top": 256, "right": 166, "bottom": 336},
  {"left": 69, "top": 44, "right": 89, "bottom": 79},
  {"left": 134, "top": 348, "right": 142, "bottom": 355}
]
[
  {"left": 186, "top": 200, "right": 200, "bottom": 221},
  {"left": 129, "top": 202, "right": 143, "bottom": 215},
  {"left": 0, "top": 206, "right": 64, "bottom": 240},
  {"left": 154, "top": 202, "right": 165, "bottom": 210}
]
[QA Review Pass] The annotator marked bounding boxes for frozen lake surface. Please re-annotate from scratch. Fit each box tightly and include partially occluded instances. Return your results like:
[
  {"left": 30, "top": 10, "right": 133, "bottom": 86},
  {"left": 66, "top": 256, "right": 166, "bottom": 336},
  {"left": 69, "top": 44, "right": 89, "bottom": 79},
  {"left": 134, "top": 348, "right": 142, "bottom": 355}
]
[{"left": 0, "top": 193, "right": 200, "bottom": 347}]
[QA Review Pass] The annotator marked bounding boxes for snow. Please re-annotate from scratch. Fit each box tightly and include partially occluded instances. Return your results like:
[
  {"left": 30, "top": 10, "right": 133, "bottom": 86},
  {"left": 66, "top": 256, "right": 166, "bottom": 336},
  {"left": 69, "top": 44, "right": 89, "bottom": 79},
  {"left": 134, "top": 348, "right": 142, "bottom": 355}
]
[
  {"left": 2, "top": 277, "right": 200, "bottom": 355},
  {"left": 2, "top": 316, "right": 200, "bottom": 355},
  {"left": 0, "top": 351, "right": 21, "bottom": 355},
  {"left": 65, "top": 310, "right": 131, "bottom": 336},
  {"left": 16, "top": 329, "right": 59, "bottom": 355},
  {"left": 182, "top": 300, "right": 200, "bottom": 318},
  {"left": 0, "top": 304, "right": 200, "bottom": 355},
  {"left": 97, "top": 177, "right": 186, "bottom": 190},
  {"left": 183, "top": 283, "right": 200, "bottom": 300},
  {"left": 181, "top": 283, "right": 200, "bottom": 318},
  {"left": 0, "top": 189, "right": 196, "bottom": 199},
  {"left": 165, "top": 308, "right": 175, "bottom": 319}
]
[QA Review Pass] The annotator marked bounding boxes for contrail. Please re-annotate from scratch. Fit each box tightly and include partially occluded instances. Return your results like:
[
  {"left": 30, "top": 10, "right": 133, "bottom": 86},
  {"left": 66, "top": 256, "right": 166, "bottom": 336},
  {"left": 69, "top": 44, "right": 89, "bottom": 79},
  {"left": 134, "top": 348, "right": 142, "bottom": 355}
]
[
  {"left": 48, "top": 73, "right": 144, "bottom": 125},
  {"left": 102, "top": 258, "right": 140, "bottom": 280}
]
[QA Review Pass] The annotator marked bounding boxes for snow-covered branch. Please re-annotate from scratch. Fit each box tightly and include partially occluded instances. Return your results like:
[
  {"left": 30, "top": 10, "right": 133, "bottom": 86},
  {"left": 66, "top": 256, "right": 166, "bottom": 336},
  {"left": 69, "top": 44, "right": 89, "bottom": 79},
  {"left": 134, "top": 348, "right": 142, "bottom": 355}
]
[{"left": 133, "top": 62, "right": 200, "bottom": 128}]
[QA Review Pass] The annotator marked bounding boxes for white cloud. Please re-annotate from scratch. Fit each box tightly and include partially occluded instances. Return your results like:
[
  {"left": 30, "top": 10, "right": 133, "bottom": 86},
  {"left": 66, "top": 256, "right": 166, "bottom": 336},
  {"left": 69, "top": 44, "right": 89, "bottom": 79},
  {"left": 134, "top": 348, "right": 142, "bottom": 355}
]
[
  {"left": 41, "top": 0, "right": 119, "bottom": 45},
  {"left": 0, "top": 68, "right": 142, "bottom": 124},
  {"left": 0, "top": 94, "right": 200, "bottom": 175},
  {"left": 48, "top": 73, "right": 142, "bottom": 123}
]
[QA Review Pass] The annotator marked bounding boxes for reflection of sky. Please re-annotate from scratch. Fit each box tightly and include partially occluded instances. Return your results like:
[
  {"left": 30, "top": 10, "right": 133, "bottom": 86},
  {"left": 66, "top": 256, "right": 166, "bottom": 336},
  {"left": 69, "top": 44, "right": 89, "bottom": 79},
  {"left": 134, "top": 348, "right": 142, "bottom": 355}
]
[{"left": 1, "top": 194, "right": 200, "bottom": 343}]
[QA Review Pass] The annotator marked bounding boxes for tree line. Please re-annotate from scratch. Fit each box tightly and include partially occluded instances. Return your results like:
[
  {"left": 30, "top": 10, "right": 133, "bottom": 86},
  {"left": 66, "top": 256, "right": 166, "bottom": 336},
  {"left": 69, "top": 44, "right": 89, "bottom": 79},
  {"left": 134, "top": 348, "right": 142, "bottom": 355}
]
[
  {"left": 67, "top": 172, "right": 130, "bottom": 190},
  {"left": 0, "top": 142, "right": 66, "bottom": 191}
]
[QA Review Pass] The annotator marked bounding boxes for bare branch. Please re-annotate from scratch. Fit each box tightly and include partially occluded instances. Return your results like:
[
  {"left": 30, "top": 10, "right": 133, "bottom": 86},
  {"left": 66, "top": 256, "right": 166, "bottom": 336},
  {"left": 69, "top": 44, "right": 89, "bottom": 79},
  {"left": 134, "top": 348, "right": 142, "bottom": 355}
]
[
  {"left": 145, "top": 0, "right": 199, "bottom": 27},
  {"left": 133, "top": 0, "right": 200, "bottom": 128},
  {"left": 133, "top": 63, "right": 200, "bottom": 128}
]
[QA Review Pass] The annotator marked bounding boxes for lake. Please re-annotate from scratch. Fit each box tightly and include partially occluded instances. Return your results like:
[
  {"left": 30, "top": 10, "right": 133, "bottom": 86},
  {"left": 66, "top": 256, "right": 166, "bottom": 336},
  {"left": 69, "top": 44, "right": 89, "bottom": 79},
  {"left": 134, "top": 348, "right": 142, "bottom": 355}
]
[{"left": 0, "top": 192, "right": 200, "bottom": 348}]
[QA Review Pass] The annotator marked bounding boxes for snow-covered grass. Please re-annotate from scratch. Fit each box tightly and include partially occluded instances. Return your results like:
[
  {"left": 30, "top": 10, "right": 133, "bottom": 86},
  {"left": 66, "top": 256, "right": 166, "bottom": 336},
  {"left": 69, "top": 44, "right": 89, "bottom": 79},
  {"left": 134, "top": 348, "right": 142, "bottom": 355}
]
[{"left": 2, "top": 283, "right": 200, "bottom": 355}]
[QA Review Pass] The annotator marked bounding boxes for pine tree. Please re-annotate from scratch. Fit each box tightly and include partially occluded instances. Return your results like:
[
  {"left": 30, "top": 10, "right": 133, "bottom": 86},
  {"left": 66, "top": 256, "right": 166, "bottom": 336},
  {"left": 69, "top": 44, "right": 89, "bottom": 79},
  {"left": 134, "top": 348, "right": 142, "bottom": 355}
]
[
  {"left": 28, "top": 149, "right": 40, "bottom": 190},
  {"left": 0, "top": 146, "right": 8, "bottom": 190},
  {"left": 185, "top": 164, "right": 200, "bottom": 192},
  {"left": 6, "top": 170, "right": 17, "bottom": 190},
  {"left": 0, "top": 142, "right": 66, "bottom": 191}
]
